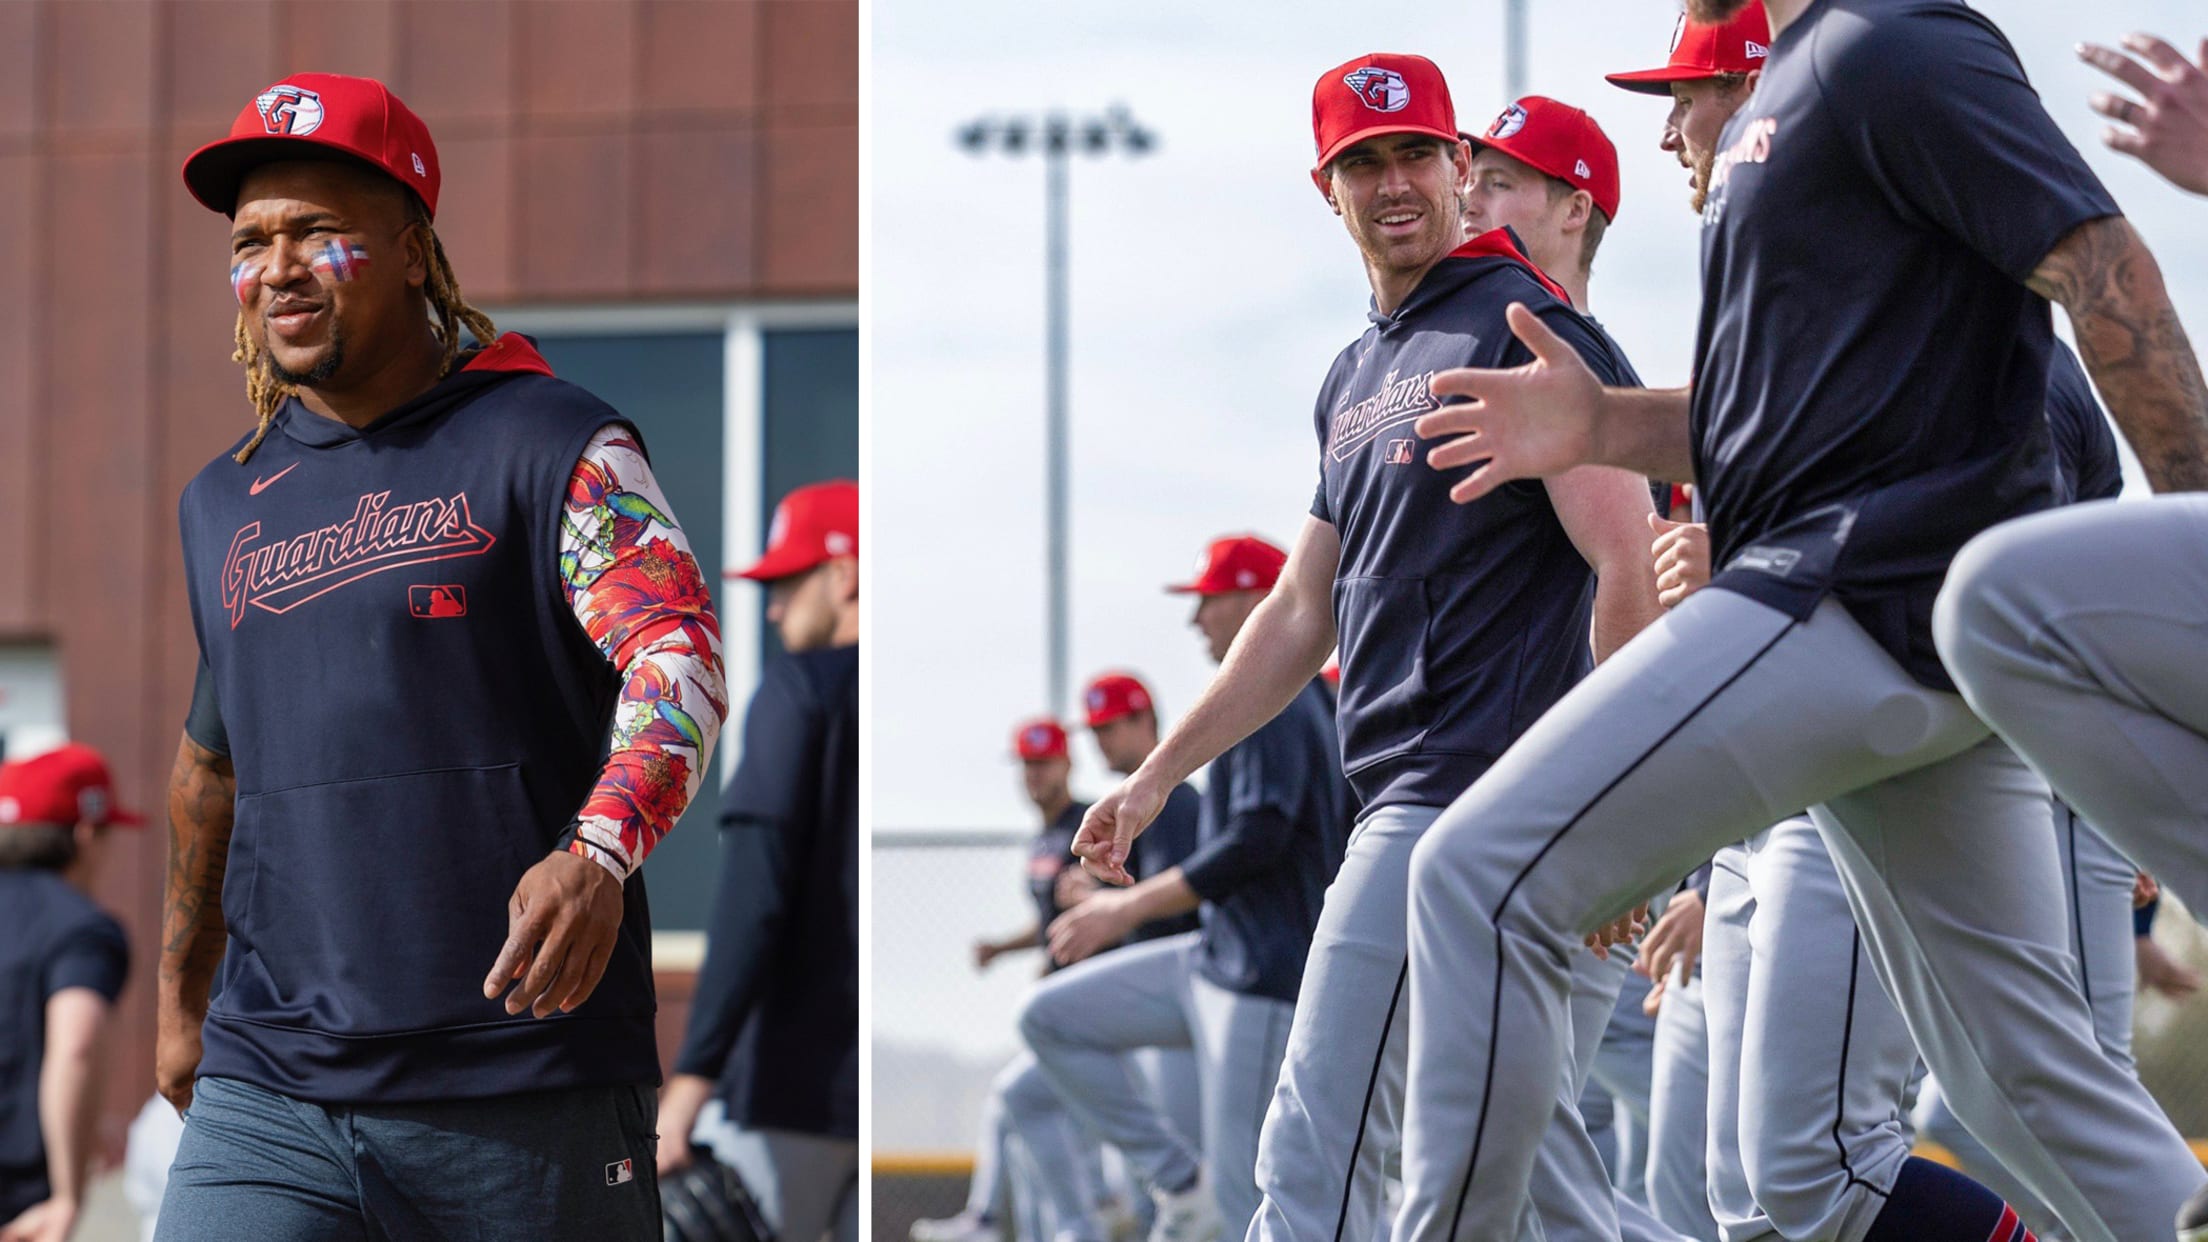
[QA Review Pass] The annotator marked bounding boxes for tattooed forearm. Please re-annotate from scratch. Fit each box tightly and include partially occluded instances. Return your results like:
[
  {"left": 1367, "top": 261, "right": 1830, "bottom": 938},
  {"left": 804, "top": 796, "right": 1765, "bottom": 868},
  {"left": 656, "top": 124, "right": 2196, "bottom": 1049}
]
[
  {"left": 159, "top": 732, "right": 235, "bottom": 1017},
  {"left": 2029, "top": 214, "right": 2208, "bottom": 492}
]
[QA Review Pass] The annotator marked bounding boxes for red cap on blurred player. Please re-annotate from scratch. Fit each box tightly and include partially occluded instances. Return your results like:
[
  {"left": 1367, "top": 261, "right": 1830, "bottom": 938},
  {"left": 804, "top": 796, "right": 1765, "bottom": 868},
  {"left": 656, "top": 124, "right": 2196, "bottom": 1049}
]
[
  {"left": 1165, "top": 535, "right": 1288, "bottom": 596},
  {"left": 1320, "top": 657, "right": 1342, "bottom": 688},
  {"left": 183, "top": 73, "right": 443, "bottom": 217},
  {"left": 732, "top": 480, "right": 859, "bottom": 582},
  {"left": 1606, "top": 5, "right": 1772, "bottom": 95},
  {"left": 1082, "top": 673, "right": 1154, "bottom": 728},
  {"left": 0, "top": 744, "right": 145, "bottom": 830},
  {"left": 1312, "top": 53, "right": 1461, "bottom": 171},
  {"left": 1467, "top": 96, "right": 1622, "bottom": 221},
  {"left": 1013, "top": 719, "right": 1070, "bottom": 762}
]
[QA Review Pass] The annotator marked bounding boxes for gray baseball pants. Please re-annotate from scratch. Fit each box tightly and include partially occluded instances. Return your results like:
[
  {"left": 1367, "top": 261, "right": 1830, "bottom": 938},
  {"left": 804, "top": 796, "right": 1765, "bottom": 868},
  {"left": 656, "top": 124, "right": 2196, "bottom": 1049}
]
[
  {"left": 1394, "top": 590, "right": 2205, "bottom": 1242},
  {"left": 1020, "top": 932, "right": 1296, "bottom": 1237},
  {"left": 1246, "top": 804, "right": 1687, "bottom": 1242}
]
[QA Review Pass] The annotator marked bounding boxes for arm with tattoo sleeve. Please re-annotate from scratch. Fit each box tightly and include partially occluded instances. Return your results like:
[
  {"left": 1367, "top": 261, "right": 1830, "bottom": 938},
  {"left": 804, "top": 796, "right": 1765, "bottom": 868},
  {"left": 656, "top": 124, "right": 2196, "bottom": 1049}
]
[
  {"left": 156, "top": 733, "right": 235, "bottom": 1116},
  {"left": 2029, "top": 214, "right": 2208, "bottom": 491}
]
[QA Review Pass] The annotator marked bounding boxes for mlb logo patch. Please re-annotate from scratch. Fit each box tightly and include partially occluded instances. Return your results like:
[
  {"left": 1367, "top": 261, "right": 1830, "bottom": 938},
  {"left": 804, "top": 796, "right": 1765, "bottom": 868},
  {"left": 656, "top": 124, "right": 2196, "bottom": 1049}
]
[
  {"left": 1384, "top": 439, "right": 1416, "bottom": 465},
  {"left": 605, "top": 1158, "right": 634, "bottom": 1186},
  {"left": 408, "top": 585, "right": 468, "bottom": 618}
]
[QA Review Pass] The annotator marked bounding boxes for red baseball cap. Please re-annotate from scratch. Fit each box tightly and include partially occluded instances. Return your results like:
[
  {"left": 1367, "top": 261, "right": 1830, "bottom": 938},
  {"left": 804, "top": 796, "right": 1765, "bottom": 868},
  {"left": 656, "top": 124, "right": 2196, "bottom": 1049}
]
[
  {"left": 1606, "top": 5, "right": 1772, "bottom": 95},
  {"left": 1165, "top": 535, "right": 1288, "bottom": 596},
  {"left": 183, "top": 73, "right": 443, "bottom": 218},
  {"left": 1467, "top": 96, "right": 1622, "bottom": 221},
  {"left": 0, "top": 744, "right": 145, "bottom": 830},
  {"left": 1083, "top": 673, "right": 1154, "bottom": 728},
  {"left": 1013, "top": 719, "right": 1070, "bottom": 762},
  {"left": 1312, "top": 53, "right": 1460, "bottom": 171},
  {"left": 732, "top": 480, "right": 859, "bottom": 582},
  {"left": 1320, "top": 657, "right": 1342, "bottom": 687}
]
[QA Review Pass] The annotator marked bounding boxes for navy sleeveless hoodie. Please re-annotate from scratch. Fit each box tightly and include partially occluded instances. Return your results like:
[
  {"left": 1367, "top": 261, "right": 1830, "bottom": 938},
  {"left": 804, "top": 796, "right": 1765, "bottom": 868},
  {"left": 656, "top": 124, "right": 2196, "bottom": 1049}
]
[
  {"left": 1311, "top": 230, "right": 1641, "bottom": 812},
  {"left": 176, "top": 337, "right": 659, "bottom": 1103}
]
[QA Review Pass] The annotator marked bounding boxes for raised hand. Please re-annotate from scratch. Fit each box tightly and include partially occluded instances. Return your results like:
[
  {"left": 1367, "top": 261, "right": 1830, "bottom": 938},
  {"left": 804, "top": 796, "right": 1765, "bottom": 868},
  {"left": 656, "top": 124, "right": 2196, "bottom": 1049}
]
[{"left": 1418, "top": 302, "right": 1604, "bottom": 504}]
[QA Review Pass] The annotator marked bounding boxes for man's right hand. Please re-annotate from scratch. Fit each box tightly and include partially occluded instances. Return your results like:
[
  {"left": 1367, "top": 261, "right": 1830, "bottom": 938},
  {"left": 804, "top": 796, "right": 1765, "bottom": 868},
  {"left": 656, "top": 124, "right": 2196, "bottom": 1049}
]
[
  {"left": 1649, "top": 515, "right": 1711, "bottom": 609},
  {"left": 155, "top": 1017, "right": 202, "bottom": 1118},
  {"left": 1074, "top": 778, "right": 1168, "bottom": 885}
]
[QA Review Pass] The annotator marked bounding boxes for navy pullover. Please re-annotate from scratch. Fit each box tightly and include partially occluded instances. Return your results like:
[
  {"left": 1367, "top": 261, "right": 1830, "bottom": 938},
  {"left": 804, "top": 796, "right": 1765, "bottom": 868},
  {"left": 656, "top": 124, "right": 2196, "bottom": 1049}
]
[
  {"left": 1312, "top": 230, "right": 1641, "bottom": 811},
  {"left": 1187, "top": 680, "right": 1352, "bottom": 1002},
  {"left": 177, "top": 340, "right": 659, "bottom": 1103},
  {"left": 0, "top": 871, "right": 128, "bottom": 1215},
  {"left": 674, "top": 644, "right": 858, "bottom": 1139},
  {"left": 1690, "top": 0, "right": 2117, "bottom": 690}
]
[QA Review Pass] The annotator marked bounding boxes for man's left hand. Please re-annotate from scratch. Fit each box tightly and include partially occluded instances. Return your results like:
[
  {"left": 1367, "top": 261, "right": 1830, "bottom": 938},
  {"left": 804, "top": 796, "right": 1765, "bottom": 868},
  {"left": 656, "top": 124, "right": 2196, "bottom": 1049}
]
[{"left": 484, "top": 850, "right": 625, "bottom": 1018}]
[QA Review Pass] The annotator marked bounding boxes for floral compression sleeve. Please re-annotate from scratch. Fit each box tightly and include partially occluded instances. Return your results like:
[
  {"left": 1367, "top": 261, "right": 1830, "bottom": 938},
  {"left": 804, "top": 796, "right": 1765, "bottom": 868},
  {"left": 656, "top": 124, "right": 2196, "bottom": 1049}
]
[{"left": 559, "top": 424, "right": 730, "bottom": 881}]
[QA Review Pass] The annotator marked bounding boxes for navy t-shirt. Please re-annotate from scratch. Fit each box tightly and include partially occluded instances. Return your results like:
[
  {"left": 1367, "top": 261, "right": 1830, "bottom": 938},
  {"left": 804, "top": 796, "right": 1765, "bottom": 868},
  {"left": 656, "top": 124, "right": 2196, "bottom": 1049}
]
[
  {"left": 2046, "top": 341, "right": 2121, "bottom": 506},
  {"left": 1029, "top": 800, "right": 1091, "bottom": 974},
  {"left": 1128, "top": 782, "right": 1202, "bottom": 942},
  {"left": 1312, "top": 230, "right": 1641, "bottom": 811},
  {"left": 1185, "top": 680, "right": 1353, "bottom": 1002},
  {"left": 673, "top": 644, "right": 857, "bottom": 1139},
  {"left": 1692, "top": 0, "right": 2119, "bottom": 689},
  {"left": 0, "top": 871, "right": 128, "bottom": 1201}
]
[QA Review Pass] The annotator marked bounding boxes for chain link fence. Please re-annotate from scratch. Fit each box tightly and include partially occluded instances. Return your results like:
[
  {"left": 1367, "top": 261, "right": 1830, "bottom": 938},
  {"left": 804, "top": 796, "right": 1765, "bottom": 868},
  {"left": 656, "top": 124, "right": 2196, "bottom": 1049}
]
[{"left": 872, "top": 835, "right": 2208, "bottom": 1239}]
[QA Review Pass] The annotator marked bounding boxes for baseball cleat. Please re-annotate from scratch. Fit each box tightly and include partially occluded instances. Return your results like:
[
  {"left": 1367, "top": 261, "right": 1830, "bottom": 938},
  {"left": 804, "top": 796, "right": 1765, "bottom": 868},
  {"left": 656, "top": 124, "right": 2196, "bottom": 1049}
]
[
  {"left": 1147, "top": 1174, "right": 1222, "bottom": 1242},
  {"left": 2178, "top": 1180, "right": 2208, "bottom": 1241}
]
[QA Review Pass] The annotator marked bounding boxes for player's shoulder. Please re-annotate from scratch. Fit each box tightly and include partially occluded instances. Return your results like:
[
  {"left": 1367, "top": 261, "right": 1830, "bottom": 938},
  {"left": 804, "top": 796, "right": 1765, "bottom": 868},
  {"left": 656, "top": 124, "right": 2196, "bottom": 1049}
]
[{"left": 1812, "top": 0, "right": 2019, "bottom": 88}]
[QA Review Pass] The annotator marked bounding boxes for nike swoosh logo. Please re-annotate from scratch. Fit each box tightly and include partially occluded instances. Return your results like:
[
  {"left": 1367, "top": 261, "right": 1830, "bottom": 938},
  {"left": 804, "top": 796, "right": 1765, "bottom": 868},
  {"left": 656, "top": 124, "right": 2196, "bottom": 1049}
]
[{"left": 249, "top": 463, "right": 299, "bottom": 496}]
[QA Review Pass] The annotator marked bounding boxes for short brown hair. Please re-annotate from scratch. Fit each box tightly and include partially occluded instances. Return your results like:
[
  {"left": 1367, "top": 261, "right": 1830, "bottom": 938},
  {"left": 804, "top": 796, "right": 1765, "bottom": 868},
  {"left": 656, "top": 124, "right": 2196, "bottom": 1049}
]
[
  {"left": 0, "top": 826, "right": 77, "bottom": 870},
  {"left": 1542, "top": 177, "right": 1610, "bottom": 274}
]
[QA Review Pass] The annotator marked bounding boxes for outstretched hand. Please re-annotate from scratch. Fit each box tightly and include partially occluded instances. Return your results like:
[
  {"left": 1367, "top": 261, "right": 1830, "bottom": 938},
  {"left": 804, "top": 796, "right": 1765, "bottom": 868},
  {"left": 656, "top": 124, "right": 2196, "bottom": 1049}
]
[
  {"left": 1073, "top": 780, "right": 1165, "bottom": 885},
  {"left": 2080, "top": 34, "right": 2208, "bottom": 195},
  {"left": 1418, "top": 302, "right": 1604, "bottom": 505}
]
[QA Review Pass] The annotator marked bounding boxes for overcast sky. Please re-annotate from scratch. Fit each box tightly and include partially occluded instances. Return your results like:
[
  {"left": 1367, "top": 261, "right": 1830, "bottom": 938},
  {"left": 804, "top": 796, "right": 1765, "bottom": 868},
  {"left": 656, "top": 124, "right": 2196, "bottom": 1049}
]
[{"left": 870, "top": 0, "right": 2208, "bottom": 832}]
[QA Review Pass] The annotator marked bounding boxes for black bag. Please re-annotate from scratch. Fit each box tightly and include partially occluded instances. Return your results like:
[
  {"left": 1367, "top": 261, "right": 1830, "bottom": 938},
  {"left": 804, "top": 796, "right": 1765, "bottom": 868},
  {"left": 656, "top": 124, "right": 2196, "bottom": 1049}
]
[{"left": 661, "top": 1156, "right": 777, "bottom": 1242}]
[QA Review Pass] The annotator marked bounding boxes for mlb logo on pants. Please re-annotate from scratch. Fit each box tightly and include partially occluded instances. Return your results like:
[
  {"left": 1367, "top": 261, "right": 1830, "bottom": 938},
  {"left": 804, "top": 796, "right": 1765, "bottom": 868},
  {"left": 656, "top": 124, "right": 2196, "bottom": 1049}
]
[{"left": 605, "top": 1158, "right": 634, "bottom": 1186}]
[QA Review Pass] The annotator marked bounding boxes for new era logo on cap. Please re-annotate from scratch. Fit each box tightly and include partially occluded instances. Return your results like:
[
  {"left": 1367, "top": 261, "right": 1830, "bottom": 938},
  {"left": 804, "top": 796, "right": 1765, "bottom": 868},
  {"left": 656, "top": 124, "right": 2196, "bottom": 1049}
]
[
  {"left": 1746, "top": 40, "right": 1769, "bottom": 58},
  {"left": 1574, "top": 158, "right": 1592, "bottom": 178},
  {"left": 1344, "top": 66, "right": 1410, "bottom": 113}
]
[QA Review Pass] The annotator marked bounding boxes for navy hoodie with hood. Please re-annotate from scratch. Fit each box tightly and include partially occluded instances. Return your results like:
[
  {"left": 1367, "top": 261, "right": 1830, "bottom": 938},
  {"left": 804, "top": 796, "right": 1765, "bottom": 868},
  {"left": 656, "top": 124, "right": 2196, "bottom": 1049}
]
[
  {"left": 1311, "top": 230, "right": 1641, "bottom": 813},
  {"left": 176, "top": 337, "right": 660, "bottom": 1103}
]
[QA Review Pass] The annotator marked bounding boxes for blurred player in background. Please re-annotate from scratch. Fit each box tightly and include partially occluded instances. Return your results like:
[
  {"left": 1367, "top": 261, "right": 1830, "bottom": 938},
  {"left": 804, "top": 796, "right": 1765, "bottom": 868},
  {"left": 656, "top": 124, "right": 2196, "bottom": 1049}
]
[
  {"left": 1079, "top": 671, "right": 1209, "bottom": 1182},
  {"left": 0, "top": 746, "right": 136, "bottom": 1242},
  {"left": 1025, "top": 533, "right": 1351, "bottom": 1242},
  {"left": 914, "top": 721, "right": 1118, "bottom": 1242},
  {"left": 658, "top": 480, "right": 860, "bottom": 1242},
  {"left": 160, "top": 72, "right": 726, "bottom": 1241}
]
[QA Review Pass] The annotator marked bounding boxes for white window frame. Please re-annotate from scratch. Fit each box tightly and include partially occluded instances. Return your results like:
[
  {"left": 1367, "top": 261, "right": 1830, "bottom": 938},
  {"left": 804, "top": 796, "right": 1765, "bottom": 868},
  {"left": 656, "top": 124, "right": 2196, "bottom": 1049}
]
[{"left": 487, "top": 299, "right": 859, "bottom": 968}]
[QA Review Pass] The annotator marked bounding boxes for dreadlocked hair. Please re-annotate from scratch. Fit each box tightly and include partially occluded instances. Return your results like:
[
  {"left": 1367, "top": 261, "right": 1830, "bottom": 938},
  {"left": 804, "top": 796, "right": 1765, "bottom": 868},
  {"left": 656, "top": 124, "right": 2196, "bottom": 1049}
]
[{"left": 230, "top": 198, "right": 501, "bottom": 464}]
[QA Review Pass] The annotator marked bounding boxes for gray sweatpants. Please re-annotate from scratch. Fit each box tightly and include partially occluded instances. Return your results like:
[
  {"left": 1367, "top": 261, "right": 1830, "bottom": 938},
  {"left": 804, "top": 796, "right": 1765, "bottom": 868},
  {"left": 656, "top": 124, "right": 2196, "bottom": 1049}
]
[
  {"left": 1395, "top": 591, "right": 2205, "bottom": 1242},
  {"left": 1247, "top": 805, "right": 1686, "bottom": 1242},
  {"left": 992, "top": 1051, "right": 1110, "bottom": 1241},
  {"left": 1020, "top": 933, "right": 1295, "bottom": 1237},
  {"left": 1937, "top": 495, "right": 2208, "bottom": 937},
  {"left": 692, "top": 1108, "right": 859, "bottom": 1242}
]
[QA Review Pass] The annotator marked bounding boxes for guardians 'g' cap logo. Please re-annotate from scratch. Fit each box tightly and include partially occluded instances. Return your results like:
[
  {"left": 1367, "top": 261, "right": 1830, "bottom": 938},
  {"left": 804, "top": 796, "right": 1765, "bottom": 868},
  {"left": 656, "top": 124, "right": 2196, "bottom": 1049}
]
[
  {"left": 1343, "top": 67, "right": 1410, "bottom": 113},
  {"left": 256, "top": 85, "right": 325, "bottom": 136},
  {"left": 1487, "top": 103, "right": 1529, "bottom": 140}
]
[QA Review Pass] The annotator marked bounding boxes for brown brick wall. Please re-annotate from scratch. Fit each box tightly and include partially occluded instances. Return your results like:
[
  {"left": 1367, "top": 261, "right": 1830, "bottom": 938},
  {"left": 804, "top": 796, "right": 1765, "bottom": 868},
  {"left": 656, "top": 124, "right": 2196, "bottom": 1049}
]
[{"left": 0, "top": 0, "right": 854, "bottom": 1161}]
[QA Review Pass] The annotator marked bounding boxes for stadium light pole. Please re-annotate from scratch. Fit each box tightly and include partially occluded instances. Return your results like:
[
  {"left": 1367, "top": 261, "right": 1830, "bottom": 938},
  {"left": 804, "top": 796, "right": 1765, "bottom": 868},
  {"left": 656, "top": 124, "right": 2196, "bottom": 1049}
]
[
  {"left": 958, "top": 107, "right": 1157, "bottom": 718},
  {"left": 1505, "top": 0, "right": 1529, "bottom": 99}
]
